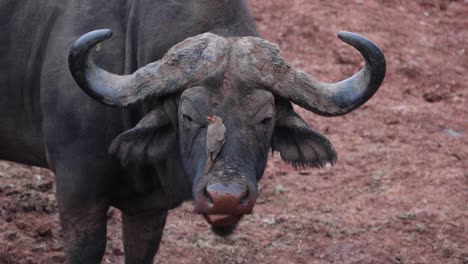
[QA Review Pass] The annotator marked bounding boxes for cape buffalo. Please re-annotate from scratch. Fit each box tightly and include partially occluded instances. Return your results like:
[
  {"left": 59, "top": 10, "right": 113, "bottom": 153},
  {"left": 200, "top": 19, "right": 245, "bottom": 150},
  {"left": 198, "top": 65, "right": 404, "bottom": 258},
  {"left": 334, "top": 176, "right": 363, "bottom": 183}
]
[{"left": 0, "top": 0, "right": 385, "bottom": 263}]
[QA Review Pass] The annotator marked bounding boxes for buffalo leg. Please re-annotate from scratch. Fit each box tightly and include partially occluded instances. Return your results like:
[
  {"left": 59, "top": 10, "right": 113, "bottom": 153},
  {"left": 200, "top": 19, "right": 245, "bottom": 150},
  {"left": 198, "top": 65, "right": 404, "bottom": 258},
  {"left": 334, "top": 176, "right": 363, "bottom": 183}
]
[
  {"left": 121, "top": 210, "right": 168, "bottom": 264},
  {"left": 58, "top": 200, "right": 109, "bottom": 264},
  {"left": 51, "top": 152, "right": 115, "bottom": 263}
]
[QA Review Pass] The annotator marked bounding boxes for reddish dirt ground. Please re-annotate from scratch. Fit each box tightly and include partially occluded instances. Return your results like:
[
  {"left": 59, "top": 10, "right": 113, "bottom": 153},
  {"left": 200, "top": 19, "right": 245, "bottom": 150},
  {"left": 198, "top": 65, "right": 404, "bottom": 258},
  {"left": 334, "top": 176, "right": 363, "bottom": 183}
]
[{"left": 1, "top": 0, "right": 467, "bottom": 263}]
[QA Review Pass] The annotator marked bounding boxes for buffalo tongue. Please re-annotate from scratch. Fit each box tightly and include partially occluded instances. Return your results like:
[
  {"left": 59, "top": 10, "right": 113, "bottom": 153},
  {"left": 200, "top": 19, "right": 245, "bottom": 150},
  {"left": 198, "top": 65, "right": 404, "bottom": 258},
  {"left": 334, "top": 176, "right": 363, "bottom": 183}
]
[{"left": 204, "top": 214, "right": 239, "bottom": 226}]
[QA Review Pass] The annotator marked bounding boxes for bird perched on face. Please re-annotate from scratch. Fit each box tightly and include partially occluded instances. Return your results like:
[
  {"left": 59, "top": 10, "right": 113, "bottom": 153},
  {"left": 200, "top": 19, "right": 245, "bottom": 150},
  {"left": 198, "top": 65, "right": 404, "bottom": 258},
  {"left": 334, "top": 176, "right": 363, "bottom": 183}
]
[{"left": 205, "top": 115, "right": 226, "bottom": 174}]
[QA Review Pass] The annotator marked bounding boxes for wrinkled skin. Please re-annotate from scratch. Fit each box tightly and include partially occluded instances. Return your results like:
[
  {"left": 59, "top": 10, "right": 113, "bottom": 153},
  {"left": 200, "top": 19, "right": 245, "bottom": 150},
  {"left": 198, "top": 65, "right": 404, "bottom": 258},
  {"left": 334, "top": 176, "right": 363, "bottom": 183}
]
[{"left": 0, "top": 0, "right": 385, "bottom": 263}]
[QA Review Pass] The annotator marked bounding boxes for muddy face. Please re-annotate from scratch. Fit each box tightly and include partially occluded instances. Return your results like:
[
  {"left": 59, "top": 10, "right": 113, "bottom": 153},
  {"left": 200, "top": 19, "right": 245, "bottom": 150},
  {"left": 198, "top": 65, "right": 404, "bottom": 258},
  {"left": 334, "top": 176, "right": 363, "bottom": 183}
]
[{"left": 178, "top": 84, "right": 275, "bottom": 235}]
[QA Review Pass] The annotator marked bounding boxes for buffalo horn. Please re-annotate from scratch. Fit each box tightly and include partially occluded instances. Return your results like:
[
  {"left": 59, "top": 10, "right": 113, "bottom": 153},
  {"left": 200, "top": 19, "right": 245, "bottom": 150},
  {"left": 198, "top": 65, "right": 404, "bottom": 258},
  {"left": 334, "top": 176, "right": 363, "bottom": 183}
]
[
  {"left": 69, "top": 30, "right": 229, "bottom": 106},
  {"left": 234, "top": 32, "right": 386, "bottom": 116}
]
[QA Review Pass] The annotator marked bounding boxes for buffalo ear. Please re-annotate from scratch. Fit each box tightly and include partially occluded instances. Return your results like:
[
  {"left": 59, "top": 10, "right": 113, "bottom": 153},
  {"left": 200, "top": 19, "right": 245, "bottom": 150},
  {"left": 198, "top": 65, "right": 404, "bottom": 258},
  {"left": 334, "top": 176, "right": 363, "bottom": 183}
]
[
  {"left": 272, "top": 101, "right": 337, "bottom": 169},
  {"left": 109, "top": 109, "right": 177, "bottom": 166}
]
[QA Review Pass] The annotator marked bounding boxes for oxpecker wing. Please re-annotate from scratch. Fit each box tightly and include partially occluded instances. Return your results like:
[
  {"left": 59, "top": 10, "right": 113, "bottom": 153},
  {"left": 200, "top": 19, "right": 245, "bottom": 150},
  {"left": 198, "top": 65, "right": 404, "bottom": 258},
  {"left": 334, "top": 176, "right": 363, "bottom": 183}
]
[{"left": 205, "top": 116, "right": 226, "bottom": 174}]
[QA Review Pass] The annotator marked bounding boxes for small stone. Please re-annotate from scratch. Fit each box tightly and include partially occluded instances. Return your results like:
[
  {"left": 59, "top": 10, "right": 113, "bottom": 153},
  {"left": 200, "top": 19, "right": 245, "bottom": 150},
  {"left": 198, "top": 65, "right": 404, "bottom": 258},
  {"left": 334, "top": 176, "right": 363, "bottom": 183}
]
[
  {"left": 398, "top": 212, "right": 416, "bottom": 221},
  {"left": 262, "top": 217, "right": 276, "bottom": 225},
  {"left": 274, "top": 185, "right": 285, "bottom": 194},
  {"left": 416, "top": 223, "right": 428, "bottom": 233}
]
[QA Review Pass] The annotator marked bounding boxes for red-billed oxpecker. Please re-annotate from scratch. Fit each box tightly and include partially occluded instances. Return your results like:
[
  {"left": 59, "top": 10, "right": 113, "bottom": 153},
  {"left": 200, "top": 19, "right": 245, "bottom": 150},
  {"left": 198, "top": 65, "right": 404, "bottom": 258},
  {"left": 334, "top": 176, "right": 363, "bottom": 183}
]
[{"left": 205, "top": 116, "right": 226, "bottom": 174}]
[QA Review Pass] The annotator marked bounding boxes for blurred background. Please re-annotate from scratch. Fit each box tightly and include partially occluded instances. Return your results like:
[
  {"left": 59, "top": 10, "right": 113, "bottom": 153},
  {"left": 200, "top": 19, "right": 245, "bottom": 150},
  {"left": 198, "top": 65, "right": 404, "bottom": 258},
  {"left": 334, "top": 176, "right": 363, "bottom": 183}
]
[{"left": 1, "top": 0, "right": 466, "bottom": 263}]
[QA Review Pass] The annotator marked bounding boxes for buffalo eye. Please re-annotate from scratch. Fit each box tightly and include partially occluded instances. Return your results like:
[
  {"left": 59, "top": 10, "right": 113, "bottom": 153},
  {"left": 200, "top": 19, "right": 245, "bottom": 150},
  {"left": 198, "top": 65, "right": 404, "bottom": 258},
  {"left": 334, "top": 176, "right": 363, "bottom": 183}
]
[
  {"left": 183, "top": 114, "right": 194, "bottom": 123},
  {"left": 260, "top": 117, "right": 272, "bottom": 126}
]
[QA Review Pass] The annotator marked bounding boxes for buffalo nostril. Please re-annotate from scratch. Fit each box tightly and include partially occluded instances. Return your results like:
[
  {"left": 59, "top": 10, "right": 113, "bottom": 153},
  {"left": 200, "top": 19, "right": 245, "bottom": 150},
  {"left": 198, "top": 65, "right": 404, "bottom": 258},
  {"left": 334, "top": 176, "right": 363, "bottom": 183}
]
[
  {"left": 205, "top": 182, "right": 248, "bottom": 207},
  {"left": 204, "top": 186, "right": 214, "bottom": 205}
]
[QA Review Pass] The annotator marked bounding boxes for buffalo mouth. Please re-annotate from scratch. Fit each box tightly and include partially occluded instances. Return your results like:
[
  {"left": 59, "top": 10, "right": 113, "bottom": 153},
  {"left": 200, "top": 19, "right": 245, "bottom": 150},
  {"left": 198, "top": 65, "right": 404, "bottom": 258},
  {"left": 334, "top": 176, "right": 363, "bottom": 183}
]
[
  {"left": 193, "top": 178, "right": 255, "bottom": 235},
  {"left": 203, "top": 214, "right": 243, "bottom": 236},
  {"left": 203, "top": 213, "right": 242, "bottom": 227}
]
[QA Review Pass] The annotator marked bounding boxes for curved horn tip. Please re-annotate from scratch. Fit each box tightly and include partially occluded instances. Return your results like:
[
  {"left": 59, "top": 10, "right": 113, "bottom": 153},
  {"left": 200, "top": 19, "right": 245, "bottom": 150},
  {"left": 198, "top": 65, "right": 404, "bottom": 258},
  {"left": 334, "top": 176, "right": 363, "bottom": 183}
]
[
  {"left": 337, "top": 31, "right": 369, "bottom": 46},
  {"left": 336, "top": 31, "right": 385, "bottom": 56},
  {"left": 337, "top": 31, "right": 360, "bottom": 41},
  {"left": 337, "top": 31, "right": 370, "bottom": 41},
  {"left": 68, "top": 29, "right": 120, "bottom": 106},
  {"left": 72, "top": 29, "right": 113, "bottom": 50}
]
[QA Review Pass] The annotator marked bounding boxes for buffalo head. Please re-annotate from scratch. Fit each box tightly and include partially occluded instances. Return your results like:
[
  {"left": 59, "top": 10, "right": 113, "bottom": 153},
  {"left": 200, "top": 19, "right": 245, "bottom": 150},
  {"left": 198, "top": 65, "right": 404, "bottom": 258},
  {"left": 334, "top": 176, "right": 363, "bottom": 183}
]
[{"left": 69, "top": 30, "right": 385, "bottom": 235}]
